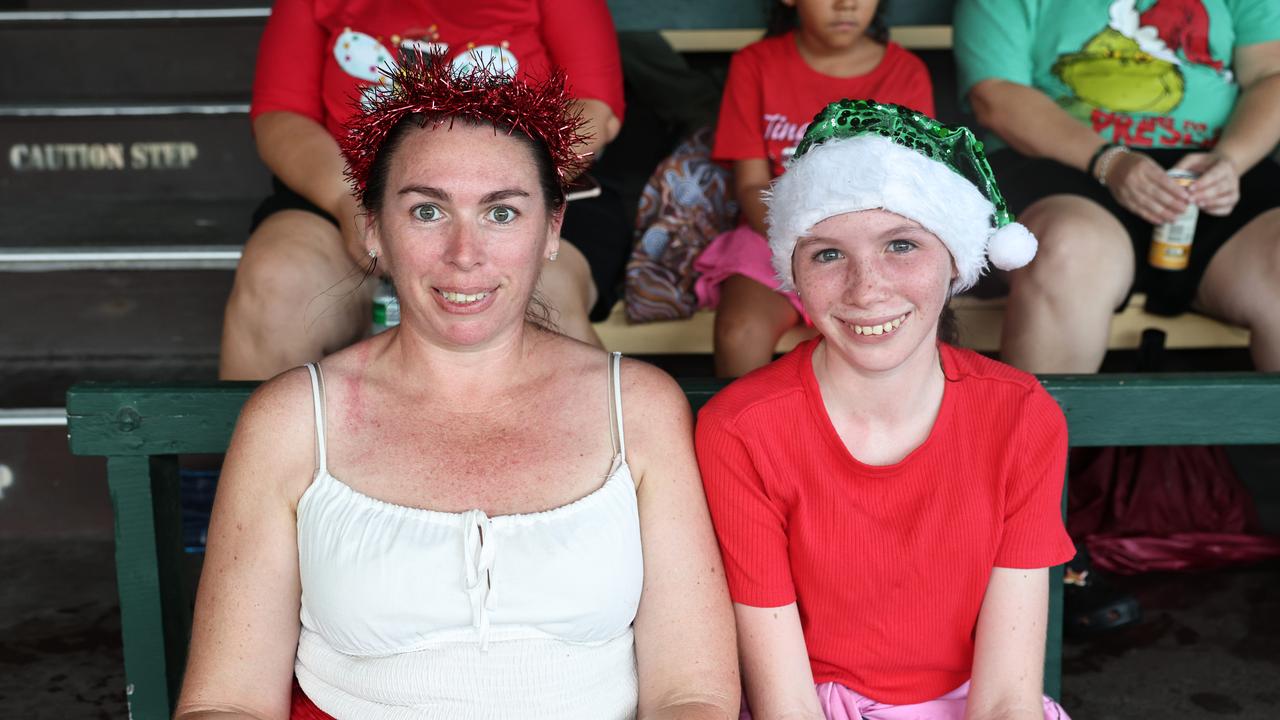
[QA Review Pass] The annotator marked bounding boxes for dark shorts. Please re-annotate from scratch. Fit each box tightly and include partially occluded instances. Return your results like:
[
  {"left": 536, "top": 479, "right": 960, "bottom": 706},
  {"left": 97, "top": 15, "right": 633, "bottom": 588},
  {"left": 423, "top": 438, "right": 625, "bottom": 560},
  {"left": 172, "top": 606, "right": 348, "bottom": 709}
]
[
  {"left": 250, "top": 176, "right": 630, "bottom": 321},
  {"left": 249, "top": 177, "right": 339, "bottom": 233},
  {"left": 987, "top": 148, "right": 1280, "bottom": 315}
]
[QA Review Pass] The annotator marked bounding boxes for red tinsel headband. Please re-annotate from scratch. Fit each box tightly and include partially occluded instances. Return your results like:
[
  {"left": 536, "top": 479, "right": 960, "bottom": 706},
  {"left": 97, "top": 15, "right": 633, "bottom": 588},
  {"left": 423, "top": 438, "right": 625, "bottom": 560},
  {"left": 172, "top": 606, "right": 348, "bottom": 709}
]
[{"left": 340, "top": 50, "right": 590, "bottom": 204}]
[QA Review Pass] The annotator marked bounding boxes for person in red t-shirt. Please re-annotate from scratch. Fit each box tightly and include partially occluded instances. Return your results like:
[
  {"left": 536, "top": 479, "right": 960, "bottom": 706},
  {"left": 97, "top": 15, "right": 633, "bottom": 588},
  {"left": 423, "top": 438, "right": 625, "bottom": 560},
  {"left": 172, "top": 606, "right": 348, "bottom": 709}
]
[
  {"left": 693, "top": 0, "right": 934, "bottom": 378},
  {"left": 696, "top": 100, "right": 1074, "bottom": 718},
  {"left": 221, "top": 0, "right": 627, "bottom": 380}
]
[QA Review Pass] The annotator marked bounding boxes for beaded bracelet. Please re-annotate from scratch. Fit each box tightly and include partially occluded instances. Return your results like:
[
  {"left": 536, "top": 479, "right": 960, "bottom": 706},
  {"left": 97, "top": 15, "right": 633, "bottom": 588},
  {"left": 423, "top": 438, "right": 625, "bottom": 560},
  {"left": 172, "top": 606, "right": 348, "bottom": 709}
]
[
  {"left": 1086, "top": 142, "right": 1115, "bottom": 178},
  {"left": 1093, "top": 144, "right": 1131, "bottom": 187}
]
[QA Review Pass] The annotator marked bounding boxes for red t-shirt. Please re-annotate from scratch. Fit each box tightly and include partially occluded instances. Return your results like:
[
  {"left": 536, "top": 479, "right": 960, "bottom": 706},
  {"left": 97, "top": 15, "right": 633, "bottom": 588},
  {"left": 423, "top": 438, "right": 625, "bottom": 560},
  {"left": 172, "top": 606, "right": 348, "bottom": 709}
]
[
  {"left": 251, "top": 0, "right": 625, "bottom": 141},
  {"left": 695, "top": 338, "right": 1075, "bottom": 705},
  {"left": 713, "top": 33, "right": 935, "bottom": 177}
]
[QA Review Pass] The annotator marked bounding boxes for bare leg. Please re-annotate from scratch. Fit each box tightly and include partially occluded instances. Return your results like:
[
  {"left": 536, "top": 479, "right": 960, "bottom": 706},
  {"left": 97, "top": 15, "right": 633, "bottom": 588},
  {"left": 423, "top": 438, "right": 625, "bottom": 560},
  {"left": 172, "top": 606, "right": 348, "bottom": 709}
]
[
  {"left": 714, "top": 274, "right": 801, "bottom": 378},
  {"left": 1001, "top": 195, "right": 1135, "bottom": 374},
  {"left": 1194, "top": 208, "right": 1280, "bottom": 371},
  {"left": 220, "top": 211, "right": 374, "bottom": 380},
  {"left": 536, "top": 238, "right": 602, "bottom": 347}
]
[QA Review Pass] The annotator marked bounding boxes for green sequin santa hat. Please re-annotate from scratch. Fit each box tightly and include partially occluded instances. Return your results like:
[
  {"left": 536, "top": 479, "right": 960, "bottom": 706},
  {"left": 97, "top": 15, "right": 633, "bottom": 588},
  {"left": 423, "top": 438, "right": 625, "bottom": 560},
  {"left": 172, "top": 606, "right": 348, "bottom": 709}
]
[{"left": 766, "top": 99, "right": 1036, "bottom": 293}]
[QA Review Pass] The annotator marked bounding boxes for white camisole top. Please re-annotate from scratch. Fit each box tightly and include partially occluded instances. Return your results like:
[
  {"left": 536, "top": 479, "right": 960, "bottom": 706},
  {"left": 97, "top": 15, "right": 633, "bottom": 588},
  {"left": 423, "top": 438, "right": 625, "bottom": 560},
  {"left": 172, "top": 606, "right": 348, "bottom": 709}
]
[{"left": 295, "top": 354, "right": 643, "bottom": 719}]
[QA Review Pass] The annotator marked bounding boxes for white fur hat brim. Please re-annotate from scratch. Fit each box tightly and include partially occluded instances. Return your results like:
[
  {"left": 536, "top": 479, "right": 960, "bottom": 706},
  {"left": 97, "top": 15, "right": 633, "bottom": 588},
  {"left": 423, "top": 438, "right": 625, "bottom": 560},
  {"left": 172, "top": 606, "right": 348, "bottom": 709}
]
[{"left": 765, "top": 134, "right": 1031, "bottom": 293}]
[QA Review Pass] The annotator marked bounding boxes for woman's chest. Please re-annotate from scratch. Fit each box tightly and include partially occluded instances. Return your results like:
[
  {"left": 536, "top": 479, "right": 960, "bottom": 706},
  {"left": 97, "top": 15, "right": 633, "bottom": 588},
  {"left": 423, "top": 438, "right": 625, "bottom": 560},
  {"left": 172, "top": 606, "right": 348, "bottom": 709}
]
[{"left": 326, "top": 403, "right": 618, "bottom": 515}]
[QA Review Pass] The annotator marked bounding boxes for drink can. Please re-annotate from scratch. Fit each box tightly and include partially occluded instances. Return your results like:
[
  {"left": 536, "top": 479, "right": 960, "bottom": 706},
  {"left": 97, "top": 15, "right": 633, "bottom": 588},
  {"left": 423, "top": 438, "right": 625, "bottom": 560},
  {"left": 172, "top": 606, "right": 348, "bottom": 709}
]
[
  {"left": 1148, "top": 169, "right": 1199, "bottom": 271},
  {"left": 371, "top": 278, "right": 400, "bottom": 333}
]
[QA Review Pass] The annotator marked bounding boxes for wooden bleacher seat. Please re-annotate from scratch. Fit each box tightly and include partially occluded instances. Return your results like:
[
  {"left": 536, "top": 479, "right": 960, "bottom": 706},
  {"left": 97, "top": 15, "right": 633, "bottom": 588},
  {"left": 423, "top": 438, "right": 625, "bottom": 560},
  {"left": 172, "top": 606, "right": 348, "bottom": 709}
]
[{"left": 593, "top": 294, "right": 1251, "bottom": 355}]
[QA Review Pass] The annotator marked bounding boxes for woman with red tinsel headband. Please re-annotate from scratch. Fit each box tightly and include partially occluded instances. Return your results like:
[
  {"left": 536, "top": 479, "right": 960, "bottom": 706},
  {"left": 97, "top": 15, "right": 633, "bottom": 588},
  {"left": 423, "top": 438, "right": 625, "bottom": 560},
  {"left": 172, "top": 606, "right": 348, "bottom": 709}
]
[
  {"left": 174, "top": 52, "right": 738, "bottom": 720},
  {"left": 219, "top": 0, "right": 633, "bottom": 381}
]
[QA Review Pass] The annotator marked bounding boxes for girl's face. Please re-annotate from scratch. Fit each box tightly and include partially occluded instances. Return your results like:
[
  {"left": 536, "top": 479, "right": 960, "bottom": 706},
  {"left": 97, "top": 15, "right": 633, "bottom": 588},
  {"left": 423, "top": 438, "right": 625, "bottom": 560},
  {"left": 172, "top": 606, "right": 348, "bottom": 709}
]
[
  {"left": 792, "top": 209, "right": 954, "bottom": 374},
  {"left": 367, "top": 122, "right": 560, "bottom": 349},
  {"left": 786, "top": 0, "right": 879, "bottom": 51}
]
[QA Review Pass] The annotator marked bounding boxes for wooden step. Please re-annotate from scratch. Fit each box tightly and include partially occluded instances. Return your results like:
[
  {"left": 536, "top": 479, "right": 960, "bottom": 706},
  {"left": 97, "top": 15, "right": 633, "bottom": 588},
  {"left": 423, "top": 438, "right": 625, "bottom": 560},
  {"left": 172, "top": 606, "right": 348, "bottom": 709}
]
[
  {"left": 0, "top": 8, "right": 264, "bottom": 104},
  {"left": 1, "top": 107, "right": 267, "bottom": 234}
]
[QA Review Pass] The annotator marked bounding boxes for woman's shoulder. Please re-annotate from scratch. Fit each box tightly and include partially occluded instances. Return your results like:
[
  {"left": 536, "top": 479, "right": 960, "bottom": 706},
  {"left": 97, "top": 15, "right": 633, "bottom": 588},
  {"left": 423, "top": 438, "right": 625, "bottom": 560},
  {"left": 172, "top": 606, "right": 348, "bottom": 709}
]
[{"left": 225, "top": 365, "right": 321, "bottom": 499}]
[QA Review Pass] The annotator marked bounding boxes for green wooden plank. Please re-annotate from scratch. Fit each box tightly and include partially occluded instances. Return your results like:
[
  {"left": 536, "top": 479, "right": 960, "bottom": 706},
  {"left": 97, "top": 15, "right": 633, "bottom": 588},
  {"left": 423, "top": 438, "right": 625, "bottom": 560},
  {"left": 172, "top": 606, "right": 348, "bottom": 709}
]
[
  {"left": 107, "top": 455, "right": 175, "bottom": 720},
  {"left": 150, "top": 455, "right": 193, "bottom": 709},
  {"left": 68, "top": 383, "right": 256, "bottom": 456},
  {"left": 69, "top": 374, "right": 1280, "bottom": 456},
  {"left": 1041, "top": 374, "right": 1280, "bottom": 446}
]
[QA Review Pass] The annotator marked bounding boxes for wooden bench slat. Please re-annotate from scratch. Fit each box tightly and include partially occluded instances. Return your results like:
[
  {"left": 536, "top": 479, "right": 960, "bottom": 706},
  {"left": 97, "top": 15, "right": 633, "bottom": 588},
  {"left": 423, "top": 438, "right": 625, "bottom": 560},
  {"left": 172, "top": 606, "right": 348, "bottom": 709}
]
[{"left": 592, "top": 294, "right": 1251, "bottom": 355}]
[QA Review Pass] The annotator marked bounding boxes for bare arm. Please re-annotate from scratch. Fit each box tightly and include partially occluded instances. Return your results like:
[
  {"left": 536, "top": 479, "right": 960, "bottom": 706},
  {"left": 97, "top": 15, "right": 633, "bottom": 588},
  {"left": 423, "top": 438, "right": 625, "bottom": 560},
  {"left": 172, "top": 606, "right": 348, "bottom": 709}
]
[
  {"left": 571, "top": 97, "right": 621, "bottom": 171},
  {"left": 627, "top": 362, "right": 739, "bottom": 720},
  {"left": 968, "top": 79, "right": 1107, "bottom": 172},
  {"left": 1213, "top": 40, "right": 1280, "bottom": 174},
  {"left": 173, "top": 370, "right": 317, "bottom": 720},
  {"left": 734, "top": 158, "right": 773, "bottom": 237},
  {"left": 1176, "top": 40, "right": 1280, "bottom": 215},
  {"left": 969, "top": 79, "right": 1191, "bottom": 224},
  {"left": 252, "top": 111, "right": 367, "bottom": 264},
  {"left": 735, "top": 603, "right": 823, "bottom": 720},
  {"left": 964, "top": 567, "right": 1050, "bottom": 720}
]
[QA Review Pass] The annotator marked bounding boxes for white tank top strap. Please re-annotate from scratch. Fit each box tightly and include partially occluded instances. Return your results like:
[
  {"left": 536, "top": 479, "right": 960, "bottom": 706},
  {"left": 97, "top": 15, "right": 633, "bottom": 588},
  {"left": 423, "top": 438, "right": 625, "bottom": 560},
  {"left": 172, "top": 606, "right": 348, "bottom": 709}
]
[
  {"left": 304, "top": 362, "right": 329, "bottom": 476},
  {"left": 609, "top": 352, "right": 626, "bottom": 461}
]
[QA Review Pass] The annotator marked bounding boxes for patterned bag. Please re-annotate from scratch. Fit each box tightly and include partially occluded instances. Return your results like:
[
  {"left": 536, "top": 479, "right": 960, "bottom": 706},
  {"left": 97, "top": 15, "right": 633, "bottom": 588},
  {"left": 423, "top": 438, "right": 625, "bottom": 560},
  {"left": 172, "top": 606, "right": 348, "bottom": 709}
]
[{"left": 624, "top": 127, "right": 739, "bottom": 322}]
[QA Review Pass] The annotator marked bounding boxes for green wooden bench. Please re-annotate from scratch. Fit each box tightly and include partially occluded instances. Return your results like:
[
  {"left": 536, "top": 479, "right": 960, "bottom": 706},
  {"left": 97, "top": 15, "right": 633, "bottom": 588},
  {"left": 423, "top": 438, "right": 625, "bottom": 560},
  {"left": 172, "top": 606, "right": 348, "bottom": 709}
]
[{"left": 67, "top": 374, "right": 1280, "bottom": 719}]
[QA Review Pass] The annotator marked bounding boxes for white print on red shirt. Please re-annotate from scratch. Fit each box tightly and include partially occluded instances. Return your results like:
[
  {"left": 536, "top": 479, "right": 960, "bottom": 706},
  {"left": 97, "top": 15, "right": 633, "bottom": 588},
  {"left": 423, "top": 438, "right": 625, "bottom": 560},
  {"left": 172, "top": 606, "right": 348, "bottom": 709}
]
[
  {"left": 763, "top": 113, "right": 810, "bottom": 162},
  {"left": 333, "top": 28, "right": 520, "bottom": 107}
]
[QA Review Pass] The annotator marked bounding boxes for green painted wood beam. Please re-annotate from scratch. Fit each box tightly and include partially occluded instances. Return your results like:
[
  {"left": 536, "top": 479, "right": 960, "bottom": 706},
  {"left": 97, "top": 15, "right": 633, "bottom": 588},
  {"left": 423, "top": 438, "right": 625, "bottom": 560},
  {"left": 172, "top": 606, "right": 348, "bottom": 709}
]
[
  {"left": 105, "top": 456, "right": 175, "bottom": 720},
  {"left": 69, "top": 374, "right": 1280, "bottom": 454},
  {"left": 68, "top": 383, "right": 256, "bottom": 456}
]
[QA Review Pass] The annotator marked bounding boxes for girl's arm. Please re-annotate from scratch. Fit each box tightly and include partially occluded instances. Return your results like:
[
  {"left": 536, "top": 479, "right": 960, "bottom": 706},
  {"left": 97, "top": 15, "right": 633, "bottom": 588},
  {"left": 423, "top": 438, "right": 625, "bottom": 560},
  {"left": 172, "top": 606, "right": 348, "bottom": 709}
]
[
  {"left": 626, "top": 362, "right": 740, "bottom": 720},
  {"left": 173, "top": 369, "right": 317, "bottom": 720},
  {"left": 964, "top": 567, "right": 1050, "bottom": 720},
  {"left": 734, "top": 158, "right": 773, "bottom": 237},
  {"left": 735, "top": 603, "right": 824, "bottom": 720},
  {"left": 569, "top": 97, "right": 621, "bottom": 172}
]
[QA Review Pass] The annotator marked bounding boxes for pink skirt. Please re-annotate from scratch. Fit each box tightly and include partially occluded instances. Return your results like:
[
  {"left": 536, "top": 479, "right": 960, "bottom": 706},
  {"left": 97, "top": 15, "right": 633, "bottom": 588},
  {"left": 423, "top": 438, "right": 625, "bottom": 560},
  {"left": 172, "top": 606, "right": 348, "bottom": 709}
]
[
  {"left": 693, "top": 223, "right": 807, "bottom": 319},
  {"left": 742, "top": 681, "right": 1071, "bottom": 720}
]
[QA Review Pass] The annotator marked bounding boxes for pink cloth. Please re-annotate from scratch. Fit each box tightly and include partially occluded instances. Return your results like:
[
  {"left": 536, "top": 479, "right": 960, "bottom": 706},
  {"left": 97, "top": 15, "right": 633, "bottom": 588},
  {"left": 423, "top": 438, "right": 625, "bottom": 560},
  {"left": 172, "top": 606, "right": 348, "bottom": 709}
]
[
  {"left": 693, "top": 223, "right": 807, "bottom": 319},
  {"left": 742, "top": 681, "right": 1071, "bottom": 720}
]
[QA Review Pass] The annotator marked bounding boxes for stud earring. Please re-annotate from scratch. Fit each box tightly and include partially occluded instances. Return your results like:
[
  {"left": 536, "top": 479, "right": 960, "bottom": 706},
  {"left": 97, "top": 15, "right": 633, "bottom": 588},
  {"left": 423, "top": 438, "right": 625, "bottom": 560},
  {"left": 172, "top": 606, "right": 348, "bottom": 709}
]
[
  {"left": 367, "top": 249, "right": 378, "bottom": 259},
  {"left": 548, "top": 251, "right": 559, "bottom": 262}
]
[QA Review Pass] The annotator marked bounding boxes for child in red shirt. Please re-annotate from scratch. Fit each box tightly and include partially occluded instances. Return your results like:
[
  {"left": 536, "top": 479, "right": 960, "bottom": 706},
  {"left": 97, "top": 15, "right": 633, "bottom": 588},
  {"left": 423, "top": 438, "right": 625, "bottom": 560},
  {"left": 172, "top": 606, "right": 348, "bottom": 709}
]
[
  {"left": 693, "top": 0, "right": 934, "bottom": 378},
  {"left": 696, "top": 99, "right": 1072, "bottom": 718}
]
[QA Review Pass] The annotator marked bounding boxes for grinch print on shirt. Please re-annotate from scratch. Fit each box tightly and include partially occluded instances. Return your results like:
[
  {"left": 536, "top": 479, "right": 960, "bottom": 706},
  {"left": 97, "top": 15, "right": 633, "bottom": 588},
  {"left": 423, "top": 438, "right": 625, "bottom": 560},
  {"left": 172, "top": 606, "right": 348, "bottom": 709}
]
[{"left": 1050, "top": 0, "right": 1236, "bottom": 147}]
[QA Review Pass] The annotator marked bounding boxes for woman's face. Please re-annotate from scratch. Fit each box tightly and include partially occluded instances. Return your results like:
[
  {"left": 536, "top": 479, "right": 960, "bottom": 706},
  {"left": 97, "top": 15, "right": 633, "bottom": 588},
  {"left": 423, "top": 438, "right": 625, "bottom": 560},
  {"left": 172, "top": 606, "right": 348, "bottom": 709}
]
[
  {"left": 792, "top": 209, "right": 954, "bottom": 374},
  {"left": 368, "top": 122, "right": 560, "bottom": 348}
]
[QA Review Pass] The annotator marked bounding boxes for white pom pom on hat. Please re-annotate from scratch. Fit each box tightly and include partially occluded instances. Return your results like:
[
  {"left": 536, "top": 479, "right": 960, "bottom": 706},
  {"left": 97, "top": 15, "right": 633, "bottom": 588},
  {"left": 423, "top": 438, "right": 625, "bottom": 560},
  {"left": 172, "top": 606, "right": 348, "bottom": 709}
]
[{"left": 986, "top": 222, "right": 1037, "bottom": 271}]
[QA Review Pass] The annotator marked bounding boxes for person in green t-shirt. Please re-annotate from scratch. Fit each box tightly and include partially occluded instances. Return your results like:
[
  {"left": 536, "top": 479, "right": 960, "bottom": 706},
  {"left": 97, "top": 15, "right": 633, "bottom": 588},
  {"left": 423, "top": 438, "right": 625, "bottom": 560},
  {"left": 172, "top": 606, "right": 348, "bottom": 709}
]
[{"left": 954, "top": 0, "right": 1280, "bottom": 373}]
